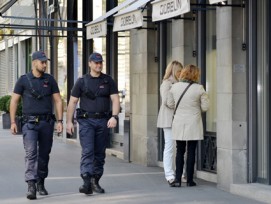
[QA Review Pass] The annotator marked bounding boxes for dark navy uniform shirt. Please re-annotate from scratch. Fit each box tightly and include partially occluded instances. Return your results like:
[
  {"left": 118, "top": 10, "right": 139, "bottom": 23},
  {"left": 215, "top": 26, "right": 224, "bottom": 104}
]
[
  {"left": 13, "top": 72, "right": 60, "bottom": 115},
  {"left": 71, "top": 73, "right": 118, "bottom": 113}
]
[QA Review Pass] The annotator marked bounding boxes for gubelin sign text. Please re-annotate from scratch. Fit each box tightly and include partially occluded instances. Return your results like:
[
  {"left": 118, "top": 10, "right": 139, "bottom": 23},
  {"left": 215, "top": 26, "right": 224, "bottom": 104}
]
[
  {"left": 159, "top": 0, "right": 182, "bottom": 15},
  {"left": 152, "top": 0, "right": 190, "bottom": 22},
  {"left": 120, "top": 14, "right": 137, "bottom": 27},
  {"left": 90, "top": 24, "right": 103, "bottom": 35},
  {"left": 113, "top": 10, "right": 143, "bottom": 32},
  {"left": 86, "top": 21, "right": 107, "bottom": 39}
]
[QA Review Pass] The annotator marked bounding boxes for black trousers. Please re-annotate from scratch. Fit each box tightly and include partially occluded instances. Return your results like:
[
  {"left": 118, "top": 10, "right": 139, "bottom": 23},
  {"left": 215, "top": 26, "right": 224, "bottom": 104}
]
[
  {"left": 22, "top": 120, "right": 55, "bottom": 182},
  {"left": 175, "top": 140, "right": 198, "bottom": 183},
  {"left": 78, "top": 117, "right": 109, "bottom": 178}
]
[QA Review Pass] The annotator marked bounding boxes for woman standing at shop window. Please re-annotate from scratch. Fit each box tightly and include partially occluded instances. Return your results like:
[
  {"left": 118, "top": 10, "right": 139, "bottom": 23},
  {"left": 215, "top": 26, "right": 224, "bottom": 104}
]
[
  {"left": 157, "top": 60, "right": 183, "bottom": 187},
  {"left": 167, "top": 64, "right": 209, "bottom": 187}
]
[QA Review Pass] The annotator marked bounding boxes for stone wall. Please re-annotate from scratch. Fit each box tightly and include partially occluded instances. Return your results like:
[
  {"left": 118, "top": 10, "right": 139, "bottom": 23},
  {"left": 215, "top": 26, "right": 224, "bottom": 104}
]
[
  {"left": 130, "top": 28, "right": 158, "bottom": 166},
  {"left": 216, "top": 4, "right": 247, "bottom": 190}
]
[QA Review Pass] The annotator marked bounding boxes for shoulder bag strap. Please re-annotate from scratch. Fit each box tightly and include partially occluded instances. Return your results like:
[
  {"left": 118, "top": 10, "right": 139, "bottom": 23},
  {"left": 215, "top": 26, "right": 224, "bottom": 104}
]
[
  {"left": 83, "top": 74, "right": 89, "bottom": 92},
  {"left": 172, "top": 82, "right": 194, "bottom": 118},
  {"left": 25, "top": 73, "right": 34, "bottom": 89}
]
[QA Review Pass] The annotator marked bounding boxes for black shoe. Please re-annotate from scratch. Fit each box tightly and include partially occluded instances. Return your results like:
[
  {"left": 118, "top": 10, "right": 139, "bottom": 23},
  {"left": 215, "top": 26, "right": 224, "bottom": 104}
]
[
  {"left": 79, "top": 184, "right": 93, "bottom": 194},
  {"left": 187, "top": 181, "right": 197, "bottom": 187},
  {"left": 37, "top": 179, "right": 48, "bottom": 195},
  {"left": 79, "top": 173, "right": 93, "bottom": 195},
  {"left": 91, "top": 176, "right": 105, "bottom": 193},
  {"left": 174, "top": 179, "right": 182, "bottom": 187},
  {"left": 168, "top": 179, "right": 180, "bottom": 187},
  {"left": 26, "top": 181, "right": 37, "bottom": 200}
]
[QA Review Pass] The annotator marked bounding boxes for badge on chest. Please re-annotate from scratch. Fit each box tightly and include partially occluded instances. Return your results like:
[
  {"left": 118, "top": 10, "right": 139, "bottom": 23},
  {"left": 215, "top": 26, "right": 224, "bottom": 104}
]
[{"left": 43, "top": 78, "right": 49, "bottom": 87}]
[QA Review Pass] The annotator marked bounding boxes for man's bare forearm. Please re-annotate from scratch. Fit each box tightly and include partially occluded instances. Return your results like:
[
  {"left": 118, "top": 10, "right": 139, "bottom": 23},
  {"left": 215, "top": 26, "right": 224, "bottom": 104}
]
[{"left": 66, "top": 96, "right": 79, "bottom": 123}]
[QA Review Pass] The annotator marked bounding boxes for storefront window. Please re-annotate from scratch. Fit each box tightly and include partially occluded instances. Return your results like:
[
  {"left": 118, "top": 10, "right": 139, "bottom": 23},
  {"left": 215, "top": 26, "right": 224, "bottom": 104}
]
[
  {"left": 77, "top": 0, "right": 83, "bottom": 78},
  {"left": 93, "top": 1, "right": 107, "bottom": 70},
  {"left": 25, "top": 39, "right": 32, "bottom": 73},
  {"left": 166, "top": 22, "right": 172, "bottom": 63},
  {"left": 256, "top": 0, "right": 269, "bottom": 182},
  {"left": 117, "top": 0, "right": 131, "bottom": 128},
  {"left": 57, "top": 37, "right": 67, "bottom": 106},
  {"left": 118, "top": 31, "right": 130, "bottom": 116},
  {"left": 92, "top": 0, "right": 131, "bottom": 133},
  {"left": 206, "top": 10, "right": 217, "bottom": 133},
  {"left": 199, "top": 7, "right": 217, "bottom": 173}
]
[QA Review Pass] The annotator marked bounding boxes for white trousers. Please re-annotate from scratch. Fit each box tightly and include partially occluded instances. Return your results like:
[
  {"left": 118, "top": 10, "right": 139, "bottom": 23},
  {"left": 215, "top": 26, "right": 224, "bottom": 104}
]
[{"left": 163, "top": 128, "right": 175, "bottom": 181}]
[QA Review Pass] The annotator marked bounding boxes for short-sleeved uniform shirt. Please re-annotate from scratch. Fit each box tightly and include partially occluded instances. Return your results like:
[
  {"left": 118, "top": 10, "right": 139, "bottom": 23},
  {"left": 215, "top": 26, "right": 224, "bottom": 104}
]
[
  {"left": 13, "top": 72, "right": 60, "bottom": 115},
  {"left": 71, "top": 73, "right": 118, "bottom": 113}
]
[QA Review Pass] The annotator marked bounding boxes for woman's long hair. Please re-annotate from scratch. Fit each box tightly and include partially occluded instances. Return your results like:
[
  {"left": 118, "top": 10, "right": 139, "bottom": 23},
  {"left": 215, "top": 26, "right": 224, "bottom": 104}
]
[{"left": 163, "top": 60, "right": 183, "bottom": 81}]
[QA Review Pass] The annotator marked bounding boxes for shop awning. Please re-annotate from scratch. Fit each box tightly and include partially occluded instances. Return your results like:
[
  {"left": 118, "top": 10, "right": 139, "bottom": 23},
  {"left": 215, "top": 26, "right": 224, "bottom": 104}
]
[
  {"left": 151, "top": 0, "right": 190, "bottom": 22},
  {"left": 86, "top": 0, "right": 137, "bottom": 39},
  {"left": 209, "top": 0, "right": 224, "bottom": 4},
  {"left": 113, "top": 0, "right": 151, "bottom": 32},
  {"left": 0, "top": 0, "right": 18, "bottom": 16}
]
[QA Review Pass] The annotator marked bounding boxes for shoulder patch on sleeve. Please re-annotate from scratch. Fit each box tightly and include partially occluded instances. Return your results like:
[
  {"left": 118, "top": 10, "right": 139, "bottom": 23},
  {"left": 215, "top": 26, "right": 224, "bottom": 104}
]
[
  {"left": 20, "top": 74, "right": 27, "bottom": 80},
  {"left": 44, "top": 73, "right": 52, "bottom": 77}
]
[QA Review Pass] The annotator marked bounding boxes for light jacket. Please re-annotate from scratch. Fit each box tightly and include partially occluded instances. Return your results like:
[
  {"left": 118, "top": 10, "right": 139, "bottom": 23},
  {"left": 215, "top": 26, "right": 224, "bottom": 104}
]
[
  {"left": 167, "top": 82, "right": 209, "bottom": 141},
  {"left": 157, "top": 79, "right": 174, "bottom": 128}
]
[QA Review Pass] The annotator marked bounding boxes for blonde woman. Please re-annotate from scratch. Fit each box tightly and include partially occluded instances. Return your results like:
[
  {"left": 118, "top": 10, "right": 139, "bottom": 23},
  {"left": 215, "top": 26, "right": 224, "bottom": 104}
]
[
  {"left": 157, "top": 60, "right": 183, "bottom": 187},
  {"left": 167, "top": 64, "right": 209, "bottom": 187}
]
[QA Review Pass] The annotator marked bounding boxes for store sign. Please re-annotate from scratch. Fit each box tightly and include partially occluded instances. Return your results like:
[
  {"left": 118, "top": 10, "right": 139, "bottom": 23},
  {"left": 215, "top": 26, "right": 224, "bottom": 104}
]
[
  {"left": 152, "top": 0, "right": 190, "bottom": 22},
  {"left": 86, "top": 21, "right": 107, "bottom": 39},
  {"left": 209, "top": 0, "right": 224, "bottom": 4},
  {"left": 113, "top": 10, "right": 143, "bottom": 32}
]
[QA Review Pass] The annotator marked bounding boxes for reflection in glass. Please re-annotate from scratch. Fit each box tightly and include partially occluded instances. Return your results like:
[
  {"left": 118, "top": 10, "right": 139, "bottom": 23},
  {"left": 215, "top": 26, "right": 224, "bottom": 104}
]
[
  {"left": 206, "top": 9, "right": 217, "bottom": 133},
  {"left": 257, "top": 0, "right": 268, "bottom": 181}
]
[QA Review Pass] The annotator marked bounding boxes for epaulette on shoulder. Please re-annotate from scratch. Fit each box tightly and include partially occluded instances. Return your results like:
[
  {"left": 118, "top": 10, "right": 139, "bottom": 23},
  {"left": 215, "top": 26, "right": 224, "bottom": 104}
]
[
  {"left": 79, "top": 75, "right": 87, "bottom": 80},
  {"left": 44, "top": 73, "right": 52, "bottom": 78},
  {"left": 101, "top": 73, "right": 111, "bottom": 79},
  {"left": 20, "top": 74, "right": 27, "bottom": 79},
  {"left": 78, "top": 75, "right": 86, "bottom": 84}
]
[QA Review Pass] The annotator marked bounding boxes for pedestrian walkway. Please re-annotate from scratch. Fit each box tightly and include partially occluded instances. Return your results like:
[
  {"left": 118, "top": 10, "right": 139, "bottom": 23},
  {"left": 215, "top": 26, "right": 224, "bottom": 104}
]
[{"left": 0, "top": 126, "right": 266, "bottom": 204}]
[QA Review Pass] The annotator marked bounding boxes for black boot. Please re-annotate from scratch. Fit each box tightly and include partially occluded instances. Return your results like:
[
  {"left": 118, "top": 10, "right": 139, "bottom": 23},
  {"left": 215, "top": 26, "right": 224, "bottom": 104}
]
[
  {"left": 37, "top": 178, "right": 48, "bottom": 195},
  {"left": 90, "top": 176, "right": 105, "bottom": 193},
  {"left": 79, "top": 173, "right": 93, "bottom": 195},
  {"left": 26, "top": 180, "right": 37, "bottom": 200},
  {"left": 187, "top": 181, "right": 197, "bottom": 187}
]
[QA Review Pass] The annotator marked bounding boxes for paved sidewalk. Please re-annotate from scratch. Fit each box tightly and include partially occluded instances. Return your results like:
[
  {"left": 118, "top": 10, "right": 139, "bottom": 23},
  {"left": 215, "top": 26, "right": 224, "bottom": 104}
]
[{"left": 0, "top": 127, "right": 266, "bottom": 204}]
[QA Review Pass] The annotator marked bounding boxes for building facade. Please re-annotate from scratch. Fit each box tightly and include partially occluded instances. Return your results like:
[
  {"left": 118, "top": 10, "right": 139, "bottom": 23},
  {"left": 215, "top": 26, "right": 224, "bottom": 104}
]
[{"left": 0, "top": 0, "right": 270, "bottom": 202}]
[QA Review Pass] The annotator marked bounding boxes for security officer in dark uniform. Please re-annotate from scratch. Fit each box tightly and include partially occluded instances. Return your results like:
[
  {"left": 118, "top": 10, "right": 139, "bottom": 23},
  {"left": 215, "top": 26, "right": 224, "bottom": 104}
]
[
  {"left": 66, "top": 52, "right": 120, "bottom": 195},
  {"left": 10, "top": 51, "right": 63, "bottom": 200}
]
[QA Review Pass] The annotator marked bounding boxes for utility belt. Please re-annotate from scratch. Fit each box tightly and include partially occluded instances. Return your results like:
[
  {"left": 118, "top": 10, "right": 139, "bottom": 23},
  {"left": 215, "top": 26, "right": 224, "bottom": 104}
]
[
  {"left": 22, "top": 114, "right": 56, "bottom": 123},
  {"left": 76, "top": 109, "right": 110, "bottom": 119}
]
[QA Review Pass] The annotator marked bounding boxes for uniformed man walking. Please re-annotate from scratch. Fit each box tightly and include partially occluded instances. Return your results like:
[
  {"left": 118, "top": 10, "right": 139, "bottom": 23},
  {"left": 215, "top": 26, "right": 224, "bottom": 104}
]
[
  {"left": 10, "top": 51, "right": 63, "bottom": 200},
  {"left": 66, "top": 52, "right": 120, "bottom": 195}
]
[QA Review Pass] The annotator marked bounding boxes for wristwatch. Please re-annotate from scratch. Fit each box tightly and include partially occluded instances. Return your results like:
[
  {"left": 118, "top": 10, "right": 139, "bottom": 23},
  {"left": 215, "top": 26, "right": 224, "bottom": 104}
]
[
  {"left": 57, "top": 120, "right": 63, "bottom": 123},
  {"left": 112, "top": 115, "right": 119, "bottom": 120}
]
